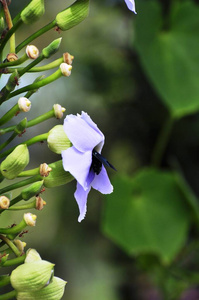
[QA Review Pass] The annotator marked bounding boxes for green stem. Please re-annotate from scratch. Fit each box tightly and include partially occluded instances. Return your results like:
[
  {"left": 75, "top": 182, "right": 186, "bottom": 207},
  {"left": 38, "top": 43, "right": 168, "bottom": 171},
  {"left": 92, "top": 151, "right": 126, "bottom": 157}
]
[
  {"left": 16, "top": 20, "right": 56, "bottom": 53},
  {"left": 0, "top": 131, "right": 18, "bottom": 151},
  {"left": 0, "top": 235, "right": 21, "bottom": 256},
  {"left": 0, "top": 19, "right": 22, "bottom": 55},
  {"left": 8, "top": 200, "right": 36, "bottom": 210},
  {"left": 7, "top": 68, "right": 62, "bottom": 100},
  {"left": 17, "top": 54, "right": 44, "bottom": 77},
  {"left": 0, "top": 53, "right": 28, "bottom": 68},
  {"left": 0, "top": 0, "right": 15, "bottom": 53},
  {"left": 151, "top": 114, "right": 174, "bottom": 167},
  {"left": 0, "top": 219, "right": 27, "bottom": 235},
  {"left": 0, "top": 275, "right": 10, "bottom": 287},
  {"left": 0, "top": 103, "right": 19, "bottom": 126},
  {"left": 18, "top": 167, "right": 40, "bottom": 177},
  {"left": 0, "top": 133, "right": 48, "bottom": 158},
  {"left": 0, "top": 290, "right": 17, "bottom": 300},
  {"left": 6, "top": 57, "right": 64, "bottom": 73},
  {"left": 0, "top": 175, "right": 42, "bottom": 195},
  {"left": 2, "top": 254, "right": 25, "bottom": 267}
]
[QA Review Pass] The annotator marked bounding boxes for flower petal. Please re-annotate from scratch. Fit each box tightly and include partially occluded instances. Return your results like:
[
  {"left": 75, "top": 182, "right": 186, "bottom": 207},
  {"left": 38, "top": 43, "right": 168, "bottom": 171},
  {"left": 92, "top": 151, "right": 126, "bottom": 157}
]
[
  {"left": 62, "top": 147, "right": 92, "bottom": 189},
  {"left": 75, "top": 182, "right": 91, "bottom": 222},
  {"left": 124, "top": 0, "right": 136, "bottom": 13},
  {"left": 63, "top": 113, "right": 104, "bottom": 153},
  {"left": 91, "top": 166, "right": 113, "bottom": 194}
]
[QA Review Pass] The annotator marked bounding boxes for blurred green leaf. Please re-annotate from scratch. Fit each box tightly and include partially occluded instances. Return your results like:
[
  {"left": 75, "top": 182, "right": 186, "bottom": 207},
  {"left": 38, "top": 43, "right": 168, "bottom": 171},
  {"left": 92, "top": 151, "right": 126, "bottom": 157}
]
[
  {"left": 102, "top": 169, "right": 190, "bottom": 264},
  {"left": 135, "top": 1, "right": 199, "bottom": 118}
]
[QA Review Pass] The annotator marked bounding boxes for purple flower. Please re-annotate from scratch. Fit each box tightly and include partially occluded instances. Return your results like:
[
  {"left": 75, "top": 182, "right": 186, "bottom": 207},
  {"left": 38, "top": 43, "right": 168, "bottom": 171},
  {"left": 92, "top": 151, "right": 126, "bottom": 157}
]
[
  {"left": 61, "top": 112, "right": 113, "bottom": 222},
  {"left": 124, "top": 0, "right": 136, "bottom": 13}
]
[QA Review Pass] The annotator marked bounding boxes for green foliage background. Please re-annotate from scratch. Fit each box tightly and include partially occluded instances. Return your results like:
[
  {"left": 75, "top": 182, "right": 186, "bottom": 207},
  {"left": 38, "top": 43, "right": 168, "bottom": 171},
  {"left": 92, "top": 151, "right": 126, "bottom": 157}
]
[{"left": 2, "top": 0, "right": 199, "bottom": 299}]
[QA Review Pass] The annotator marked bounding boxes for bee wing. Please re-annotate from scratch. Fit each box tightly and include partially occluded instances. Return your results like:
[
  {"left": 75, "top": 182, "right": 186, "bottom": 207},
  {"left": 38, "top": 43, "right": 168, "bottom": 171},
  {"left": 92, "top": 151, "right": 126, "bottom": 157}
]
[{"left": 93, "top": 151, "right": 117, "bottom": 171}]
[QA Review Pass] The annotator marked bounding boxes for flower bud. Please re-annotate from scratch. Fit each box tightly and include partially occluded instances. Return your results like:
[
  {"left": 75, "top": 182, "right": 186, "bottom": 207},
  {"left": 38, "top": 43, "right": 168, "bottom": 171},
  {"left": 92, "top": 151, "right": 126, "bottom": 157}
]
[
  {"left": 0, "top": 195, "right": 10, "bottom": 209},
  {"left": 0, "top": 144, "right": 29, "bottom": 179},
  {"left": 6, "top": 53, "right": 18, "bottom": 62},
  {"left": 10, "top": 260, "right": 54, "bottom": 292},
  {"left": 25, "top": 249, "right": 42, "bottom": 263},
  {"left": 36, "top": 196, "right": 46, "bottom": 210},
  {"left": 42, "top": 38, "right": 62, "bottom": 58},
  {"left": 60, "top": 63, "right": 72, "bottom": 77},
  {"left": 53, "top": 104, "right": 66, "bottom": 119},
  {"left": 17, "top": 276, "right": 66, "bottom": 300},
  {"left": 47, "top": 125, "right": 71, "bottom": 154},
  {"left": 13, "top": 240, "right": 26, "bottom": 254},
  {"left": 0, "top": 253, "right": 9, "bottom": 266},
  {"left": 40, "top": 163, "right": 52, "bottom": 177},
  {"left": 5, "top": 69, "right": 19, "bottom": 92},
  {"left": 21, "top": 180, "right": 44, "bottom": 200},
  {"left": 26, "top": 45, "right": 39, "bottom": 59},
  {"left": 63, "top": 52, "right": 74, "bottom": 65},
  {"left": 44, "top": 160, "right": 74, "bottom": 188},
  {"left": 21, "top": 0, "right": 45, "bottom": 24},
  {"left": 23, "top": 213, "right": 37, "bottom": 227},
  {"left": 18, "top": 97, "right": 31, "bottom": 112},
  {"left": 55, "top": 0, "right": 89, "bottom": 31}
]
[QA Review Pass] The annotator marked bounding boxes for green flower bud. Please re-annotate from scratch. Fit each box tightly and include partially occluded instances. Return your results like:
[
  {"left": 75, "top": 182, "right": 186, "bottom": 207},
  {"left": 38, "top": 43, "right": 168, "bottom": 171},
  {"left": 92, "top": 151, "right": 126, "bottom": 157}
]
[
  {"left": 25, "top": 249, "right": 42, "bottom": 263},
  {"left": 55, "top": 0, "right": 89, "bottom": 31},
  {"left": 44, "top": 161, "right": 73, "bottom": 188},
  {"left": 0, "top": 254, "right": 9, "bottom": 266},
  {"left": 0, "top": 145, "right": 29, "bottom": 179},
  {"left": 21, "top": 180, "right": 44, "bottom": 200},
  {"left": 47, "top": 125, "right": 71, "bottom": 154},
  {"left": 42, "top": 38, "right": 62, "bottom": 59},
  {"left": 21, "top": 0, "right": 45, "bottom": 24},
  {"left": 10, "top": 260, "right": 54, "bottom": 292},
  {"left": 17, "top": 276, "right": 66, "bottom": 300},
  {"left": 5, "top": 69, "right": 19, "bottom": 92}
]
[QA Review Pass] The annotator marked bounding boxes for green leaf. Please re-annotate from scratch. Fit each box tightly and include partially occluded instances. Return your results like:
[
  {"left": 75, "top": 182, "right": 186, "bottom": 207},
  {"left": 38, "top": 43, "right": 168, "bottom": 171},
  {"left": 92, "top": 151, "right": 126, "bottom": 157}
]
[
  {"left": 135, "top": 1, "right": 199, "bottom": 118},
  {"left": 102, "top": 169, "right": 190, "bottom": 264}
]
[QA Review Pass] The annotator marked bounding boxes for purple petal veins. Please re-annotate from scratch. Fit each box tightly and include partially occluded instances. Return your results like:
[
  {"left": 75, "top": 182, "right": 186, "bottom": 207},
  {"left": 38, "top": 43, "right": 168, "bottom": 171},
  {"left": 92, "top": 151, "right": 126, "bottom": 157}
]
[{"left": 62, "top": 111, "right": 113, "bottom": 222}]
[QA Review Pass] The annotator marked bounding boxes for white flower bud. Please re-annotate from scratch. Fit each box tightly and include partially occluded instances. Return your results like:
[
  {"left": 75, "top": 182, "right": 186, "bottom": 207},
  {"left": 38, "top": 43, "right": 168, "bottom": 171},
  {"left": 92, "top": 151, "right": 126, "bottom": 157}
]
[
  {"left": 6, "top": 53, "right": 18, "bottom": 62},
  {"left": 36, "top": 196, "right": 46, "bottom": 211},
  {"left": 26, "top": 45, "right": 39, "bottom": 59},
  {"left": 0, "top": 195, "right": 10, "bottom": 209},
  {"left": 60, "top": 63, "right": 72, "bottom": 77},
  {"left": 13, "top": 240, "right": 26, "bottom": 254},
  {"left": 24, "top": 213, "right": 37, "bottom": 226},
  {"left": 18, "top": 97, "right": 31, "bottom": 112},
  {"left": 53, "top": 104, "right": 66, "bottom": 119},
  {"left": 63, "top": 52, "right": 74, "bottom": 65}
]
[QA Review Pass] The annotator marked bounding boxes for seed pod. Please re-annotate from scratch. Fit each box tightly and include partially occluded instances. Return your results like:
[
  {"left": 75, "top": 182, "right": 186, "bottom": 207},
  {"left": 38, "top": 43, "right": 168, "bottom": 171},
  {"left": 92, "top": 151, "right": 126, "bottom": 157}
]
[{"left": 47, "top": 125, "right": 71, "bottom": 154}]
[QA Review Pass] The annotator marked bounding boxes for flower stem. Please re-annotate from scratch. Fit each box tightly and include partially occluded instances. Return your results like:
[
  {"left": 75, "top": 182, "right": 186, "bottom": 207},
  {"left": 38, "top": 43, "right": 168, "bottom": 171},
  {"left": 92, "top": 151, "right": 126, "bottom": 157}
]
[
  {"left": 151, "top": 114, "right": 174, "bottom": 167},
  {"left": 0, "top": 235, "right": 21, "bottom": 256},
  {"left": 0, "top": 175, "right": 42, "bottom": 195},
  {"left": 8, "top": 200, "right": 36, "bottom": 210},
  {"left": 18, "top": 167, "right": 40, "bottom": 177},
  {"left": 7, "top": 68, "right": 62, "bottom": 101},
  {"left": 0, "top": 0, "right": 15, "bottom": 53},
  {"left": 15, "top": 20, "right": 56, "bottom": 53},
  {"left": 0, "top": 53, "right": 28, "bottom": 68},
  {"left": 0, "top": 133, "right": 48, "bottom": 158},
  {"left": 2, "top": 254, "right": 25, "bottom": 267},
  {"left": 0, "top": 219, "right": 27, "bottom": 235},
  {"left": 0, "top": 104, "right": 19, "bottom": 126},
  {"left": 0, "top": 19, "right": 22, "bottom": 56},
  {"left": 0, "top": 290, "right": 17, "bottom": 300}
]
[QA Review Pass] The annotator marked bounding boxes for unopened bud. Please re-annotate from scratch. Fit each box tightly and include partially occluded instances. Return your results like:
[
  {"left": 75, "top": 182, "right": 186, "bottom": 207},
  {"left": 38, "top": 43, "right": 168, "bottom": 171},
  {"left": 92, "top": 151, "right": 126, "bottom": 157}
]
[
  {"left": 63, "top": 52, "right": 74, "bottom": 65},
  {"left": 14, "top": 240, "right": 26, "bottom": 254},
  {"left": 36, "top": 196, "right": 46, "bottom": 210},
  {"left": 17, "top": 276, "right": 66, "bottom": 300},
  {"left": 40, "top": 163, "right": 52, "bottom": 177},
  {"left": 18, "top": 97, "right": 31, "bottom": 112},
  {"left": 26, "top": 45, "right": 39, "bottom": 59},
  {"left": 44, "top": 160, "right": 74, "bottom": 188},
  {"left": 47, "top": 125, "right": 71, "bottom": 154},
  {"left": 42, "top": 38, "right": 62, "bottom": 58},
  {"left": 25, "top": 249, "right": 42, "bottom": 263},
  {"left": 60, "top": 63, "right": 72, "bottom": 77},
  {"left": 10, "top": 259, "right": 54, "bottom": 292},
  {"left": 6, "top": 53, "right": 18, "bottom": 62},
  {"left": 0, "top": 196, "right": 10, "bottom": 209},
  {"left": 21, "top": 181, "right": 44, "bottom": 200},
  {"left": 55, "top": 0, "right": 89, "bottom": 31},
  {"left": 0, "top": 144, "right": 29, "bottom": 179},
  {"left": 53, "top": 104, "right": 66, "bottom": 119},
  {"left": 24, "top": 213, "right": 37, "bottom": 227},
  {"left": 21, "top": 0, "right": 45, "bottom": 24}
]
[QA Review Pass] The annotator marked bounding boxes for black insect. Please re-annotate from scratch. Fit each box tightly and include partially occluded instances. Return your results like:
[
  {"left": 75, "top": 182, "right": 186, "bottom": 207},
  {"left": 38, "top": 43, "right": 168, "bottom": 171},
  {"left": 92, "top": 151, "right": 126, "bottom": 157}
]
[{"left": 91, "top": 149, "right": 116, "bottom": 175}]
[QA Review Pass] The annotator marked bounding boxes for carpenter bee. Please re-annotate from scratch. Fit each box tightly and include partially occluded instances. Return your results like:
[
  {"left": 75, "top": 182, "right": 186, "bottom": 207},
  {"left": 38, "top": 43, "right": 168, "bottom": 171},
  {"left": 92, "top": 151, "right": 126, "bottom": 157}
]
[{"left": 91, "top": 149, "right": 116, "bottom": 175}]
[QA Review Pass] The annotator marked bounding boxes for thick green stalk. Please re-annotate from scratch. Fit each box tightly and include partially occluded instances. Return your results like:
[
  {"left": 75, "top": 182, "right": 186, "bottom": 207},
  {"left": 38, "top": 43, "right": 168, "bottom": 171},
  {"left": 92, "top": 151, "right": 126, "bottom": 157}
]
[
  {"left": 0, "top": 175, "right": 42, "bottom": 194},
  {"left": 16, "top": 20, "right": 56, "bottom": 53},
  {"left": 0, "top": 219, "right": 27, "bottom": 235},
  {"left": 0, "top": 103, "right": 19, "bottom": 126},
  {"left": 0, "top": 235, "right": 21, "bottom": 256},
  {"left": 0, "top": 275, "right": 10, "bottom": 287},
  {"left": 0, "top": 19, "right": 22, "bottom": 55},
  {"left": 2, "top": 254, "right": 25, "bottom": 267},
  {"left": 0, "top": 53, "right": 28, "bottom": 68}
]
